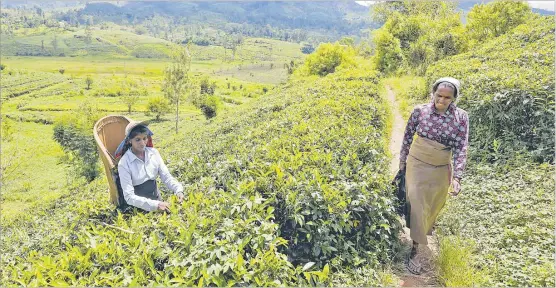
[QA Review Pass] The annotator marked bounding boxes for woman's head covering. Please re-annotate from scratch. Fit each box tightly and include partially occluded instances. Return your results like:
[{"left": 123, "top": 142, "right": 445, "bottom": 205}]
[
  {"left": 432, "top": 77, "right": 461, "bottom": 98},
  {"left": 114, "top": 120, "right": 154, "bottom": 160},
  {"left": 125, "top": 120, "right": 151, "bottom": 139}
]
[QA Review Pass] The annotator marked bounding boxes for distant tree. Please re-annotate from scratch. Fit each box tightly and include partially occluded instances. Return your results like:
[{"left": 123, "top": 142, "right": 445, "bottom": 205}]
[
  {"left": 372, "top": 29, "right": 403, "bottom": 74},
  {"left": 285, "top": 60, "right": 296, "bottom": 74},
  {"left": 200, "top": 77, "right": 215, "bottom": 95},
  {"left": 123, "top": 88, "right": 142, "bottom": 114},
  {"left": 147, "top": 96, "right": 171, "bottom": 121},
  {"left": 465, "top": 0, "right": 531, "bottom": 45},
  {"left": 304, "top": 43, "right": 356, "bottom": 76},
  {"left": 85, "top": 26, "right": 93, "bottom": 44},
  {"left": 371, "top": 1, "right": 457, "bottom": 23},
  {"left": 59, "top": 68, "right": 65, "bottom": 74},
  {"left": 51, "top": 36, "right": 58, "bottom": 53},
  {"left": 85, "top": 75, "right": 93, "bottom": 90},
  {"left": 135, "top": 26, "right": 147, "bottom": 35},
  {"left": 301, "top": 42, "right": 315, "bottom": 54},
  {"left": 163, "top": 45, "right": 192, "bottom": 133},
  {"left": 199, "top": 96, "right": 221, "bottom": 119},
  {"left": 338, "top": 37, "right": 355, "bottom": 47},
  {"left": 83, "top": 15, "right": 94, "bottom": 26},
  {"left": 0, "top": 64, "right": 5, "bottom": 71},
  {"left": 1, "top": 116, "right": 14, "bottom": 142},
  {"left": 357, "top": 40, "right": 373, "bottom": 57}
]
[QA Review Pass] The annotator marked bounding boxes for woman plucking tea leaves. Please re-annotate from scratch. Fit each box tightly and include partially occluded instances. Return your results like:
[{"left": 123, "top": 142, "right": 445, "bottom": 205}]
[
  {"left": 398, "top": 77, "right": 469, "bottom": 275},
  {"left": 116, "top": 120, "right": 184, "bottom": 212}
]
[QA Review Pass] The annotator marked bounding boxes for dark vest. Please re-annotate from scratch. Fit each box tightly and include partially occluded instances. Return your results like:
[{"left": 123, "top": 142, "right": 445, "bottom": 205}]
[{"left": 133, "top": 180, "right": 160, "bottom": 201}]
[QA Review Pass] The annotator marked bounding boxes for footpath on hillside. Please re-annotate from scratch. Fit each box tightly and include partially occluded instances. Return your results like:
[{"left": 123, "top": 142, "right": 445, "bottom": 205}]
[{"left": 386, "top": 86, "right": 440, "bottom": 287}]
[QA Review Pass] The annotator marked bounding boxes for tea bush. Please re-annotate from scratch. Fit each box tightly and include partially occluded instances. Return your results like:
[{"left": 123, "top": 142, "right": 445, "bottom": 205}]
[
  {"left": 437, "top": 159, "right": 554, "bottom": 287},
  {"left": 52, "top": 102, "right": 102, "bottom": 182},
  {"left": 0, "top": 179, "right": 300, "bottom": 286},
  {"left": 426, "top": 15, "right": 555, "bottom": 163},
  {"left": 301, "top": 43, "right": 357, "bottom": 76},
  {"left": 167, "top": 65, "right": 401, "bottom": 268}
]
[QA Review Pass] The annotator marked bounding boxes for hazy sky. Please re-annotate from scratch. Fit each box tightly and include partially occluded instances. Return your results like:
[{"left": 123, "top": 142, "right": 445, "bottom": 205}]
[{"left": 355, "top": 1, "right": 555, "bottom": 12}]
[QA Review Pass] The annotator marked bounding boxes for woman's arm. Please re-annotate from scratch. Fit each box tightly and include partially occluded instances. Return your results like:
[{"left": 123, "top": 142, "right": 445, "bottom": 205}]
[
  {"left": 118, "top": 159, "right": 160, "bottom": 211},
  {"left": 154, "top": 149, "right": 184, "bottom": 197},
  {"left": 452, "top": 111, "right": 469, "bottom": 180},
  {"left": 400, "top": 106, "right": 420, "bottom": 165}
]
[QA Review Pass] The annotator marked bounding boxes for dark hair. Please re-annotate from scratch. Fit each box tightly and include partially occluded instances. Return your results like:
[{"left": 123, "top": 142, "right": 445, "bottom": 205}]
[{"left": 129, "top": 125, "right": 149, "bottom": 139}]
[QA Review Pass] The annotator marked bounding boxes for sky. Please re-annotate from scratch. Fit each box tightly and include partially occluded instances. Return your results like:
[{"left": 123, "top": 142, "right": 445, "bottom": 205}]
[{"left": 355, "top": 1, "right": 555, "bottom": 12}]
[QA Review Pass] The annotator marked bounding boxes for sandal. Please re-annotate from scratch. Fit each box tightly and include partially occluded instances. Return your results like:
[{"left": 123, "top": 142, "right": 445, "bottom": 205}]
[
  {"left": 406, "top": 246, "right": 422, "bottom": 275},
  {"left": 406, "top": 256, "right": 422, "bottom": 275}
]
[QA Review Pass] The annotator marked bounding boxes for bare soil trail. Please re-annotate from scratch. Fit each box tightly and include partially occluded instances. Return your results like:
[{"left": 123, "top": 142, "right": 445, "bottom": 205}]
[{"left": 386, "top": 86, "right": 440, "bottom": 287}]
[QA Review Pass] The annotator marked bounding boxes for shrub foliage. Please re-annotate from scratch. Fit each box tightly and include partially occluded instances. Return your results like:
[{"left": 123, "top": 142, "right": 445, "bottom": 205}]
[{"left": 426, "top": 16, "right": 555, "bottom": 163}]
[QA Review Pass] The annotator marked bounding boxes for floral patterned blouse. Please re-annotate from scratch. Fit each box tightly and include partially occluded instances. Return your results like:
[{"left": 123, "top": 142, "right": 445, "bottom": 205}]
[{"left": 400, "top": 102, "right": 469, "bottom": 180}]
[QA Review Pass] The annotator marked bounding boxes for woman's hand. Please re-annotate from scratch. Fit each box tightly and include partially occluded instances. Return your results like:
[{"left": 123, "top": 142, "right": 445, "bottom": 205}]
[
  {"left": 450, "top": 179, "right": 461, "bottom": 196},
  {"left": 158, "top": 201, "right": 170, "bottom": 211}
]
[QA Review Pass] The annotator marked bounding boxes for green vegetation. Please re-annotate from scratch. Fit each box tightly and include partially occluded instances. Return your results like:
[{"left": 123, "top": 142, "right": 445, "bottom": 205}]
[
  {"left": 436, "top": 236, "right": 489, "bottom": 286},
  {"left": 466, "top": 0, "right": 532, "bottom": 46},
  {"left": 163, "top": 47, "right": 193, "bottom": 133},
  {"left": 426, "top": 15, "right": 554, "bottom": 163},
  {"left": 1, "top": 1, "right": 554, "bottom": 286},
  {"left": 370, "top": 0, "right": 536, "bottom": 76},
  {"left": 437, "top": 161, "right": 554, "bottom": 287},
  {"left": 382, "top": 76, "right": 426, "bottom": 119},
  {"left": 166, "top": 65, "right": 399, "bottom": 268},
  {"left": 147, "top": 96, "right": 170, "bottom": 121},
  {"left": 1, "top": 52, "right": 403, "bottom": 286},
  {"left": 371, "top": 1, "right": 467, "bottom": 75},
  {"left": 301, "top": 43, "right": 357, "bottom": 76},
  {"left": 0, "top": 120, "right": 68, "bottom": 224},
  {"left": 52, "top": 103, "right": 101, "bottom": 182},
  {"left": 376, "top": 1, "right": 554, "bottom": 286}
]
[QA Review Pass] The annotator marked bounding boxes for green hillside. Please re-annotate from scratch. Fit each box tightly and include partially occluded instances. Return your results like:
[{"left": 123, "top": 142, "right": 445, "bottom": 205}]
[
  {"left": 1, "top": 23, "right": 305, "bottom": 66},
  {"left": 0, "top": 27, "right": 176, "bottom": 58}
]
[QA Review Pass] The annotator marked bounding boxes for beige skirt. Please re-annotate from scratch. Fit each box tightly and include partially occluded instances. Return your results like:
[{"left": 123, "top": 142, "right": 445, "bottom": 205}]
[{"left": 406, "top": 136, "right": 452, "bottom": 244}]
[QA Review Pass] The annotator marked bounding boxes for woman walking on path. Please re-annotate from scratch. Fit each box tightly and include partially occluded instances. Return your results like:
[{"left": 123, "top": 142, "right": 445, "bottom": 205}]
[{"left": 399, "top": 77, "right": 469, "bottom": 274}]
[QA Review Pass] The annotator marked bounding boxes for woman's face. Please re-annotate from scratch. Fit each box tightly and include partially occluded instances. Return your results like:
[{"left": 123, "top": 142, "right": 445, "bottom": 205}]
[
  {"left": 130, "top": 132, "right": 149, "bottom": 154},
  {"left": 433, "top": 86, "right": 455, "bottom": 112}
]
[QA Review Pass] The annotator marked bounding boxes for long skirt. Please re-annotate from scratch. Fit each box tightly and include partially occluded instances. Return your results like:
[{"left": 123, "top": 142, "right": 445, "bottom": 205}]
[{"left": 406, "top": 136, "right": 452, "bottom": 245}]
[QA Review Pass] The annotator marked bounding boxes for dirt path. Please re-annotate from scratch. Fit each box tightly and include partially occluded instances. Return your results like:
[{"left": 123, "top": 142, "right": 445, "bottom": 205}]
[{"left": 386, "top": 86, "right": 440, "bottom": 287}]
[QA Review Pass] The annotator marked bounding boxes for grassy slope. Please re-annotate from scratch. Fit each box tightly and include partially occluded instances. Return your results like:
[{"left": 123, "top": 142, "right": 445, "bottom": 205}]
[
  {"left": 0, "top": 122, "right": 68, "bottom": 224},
  {"left": 1, "top": 25, "right": 305, "bottom": 63}
]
